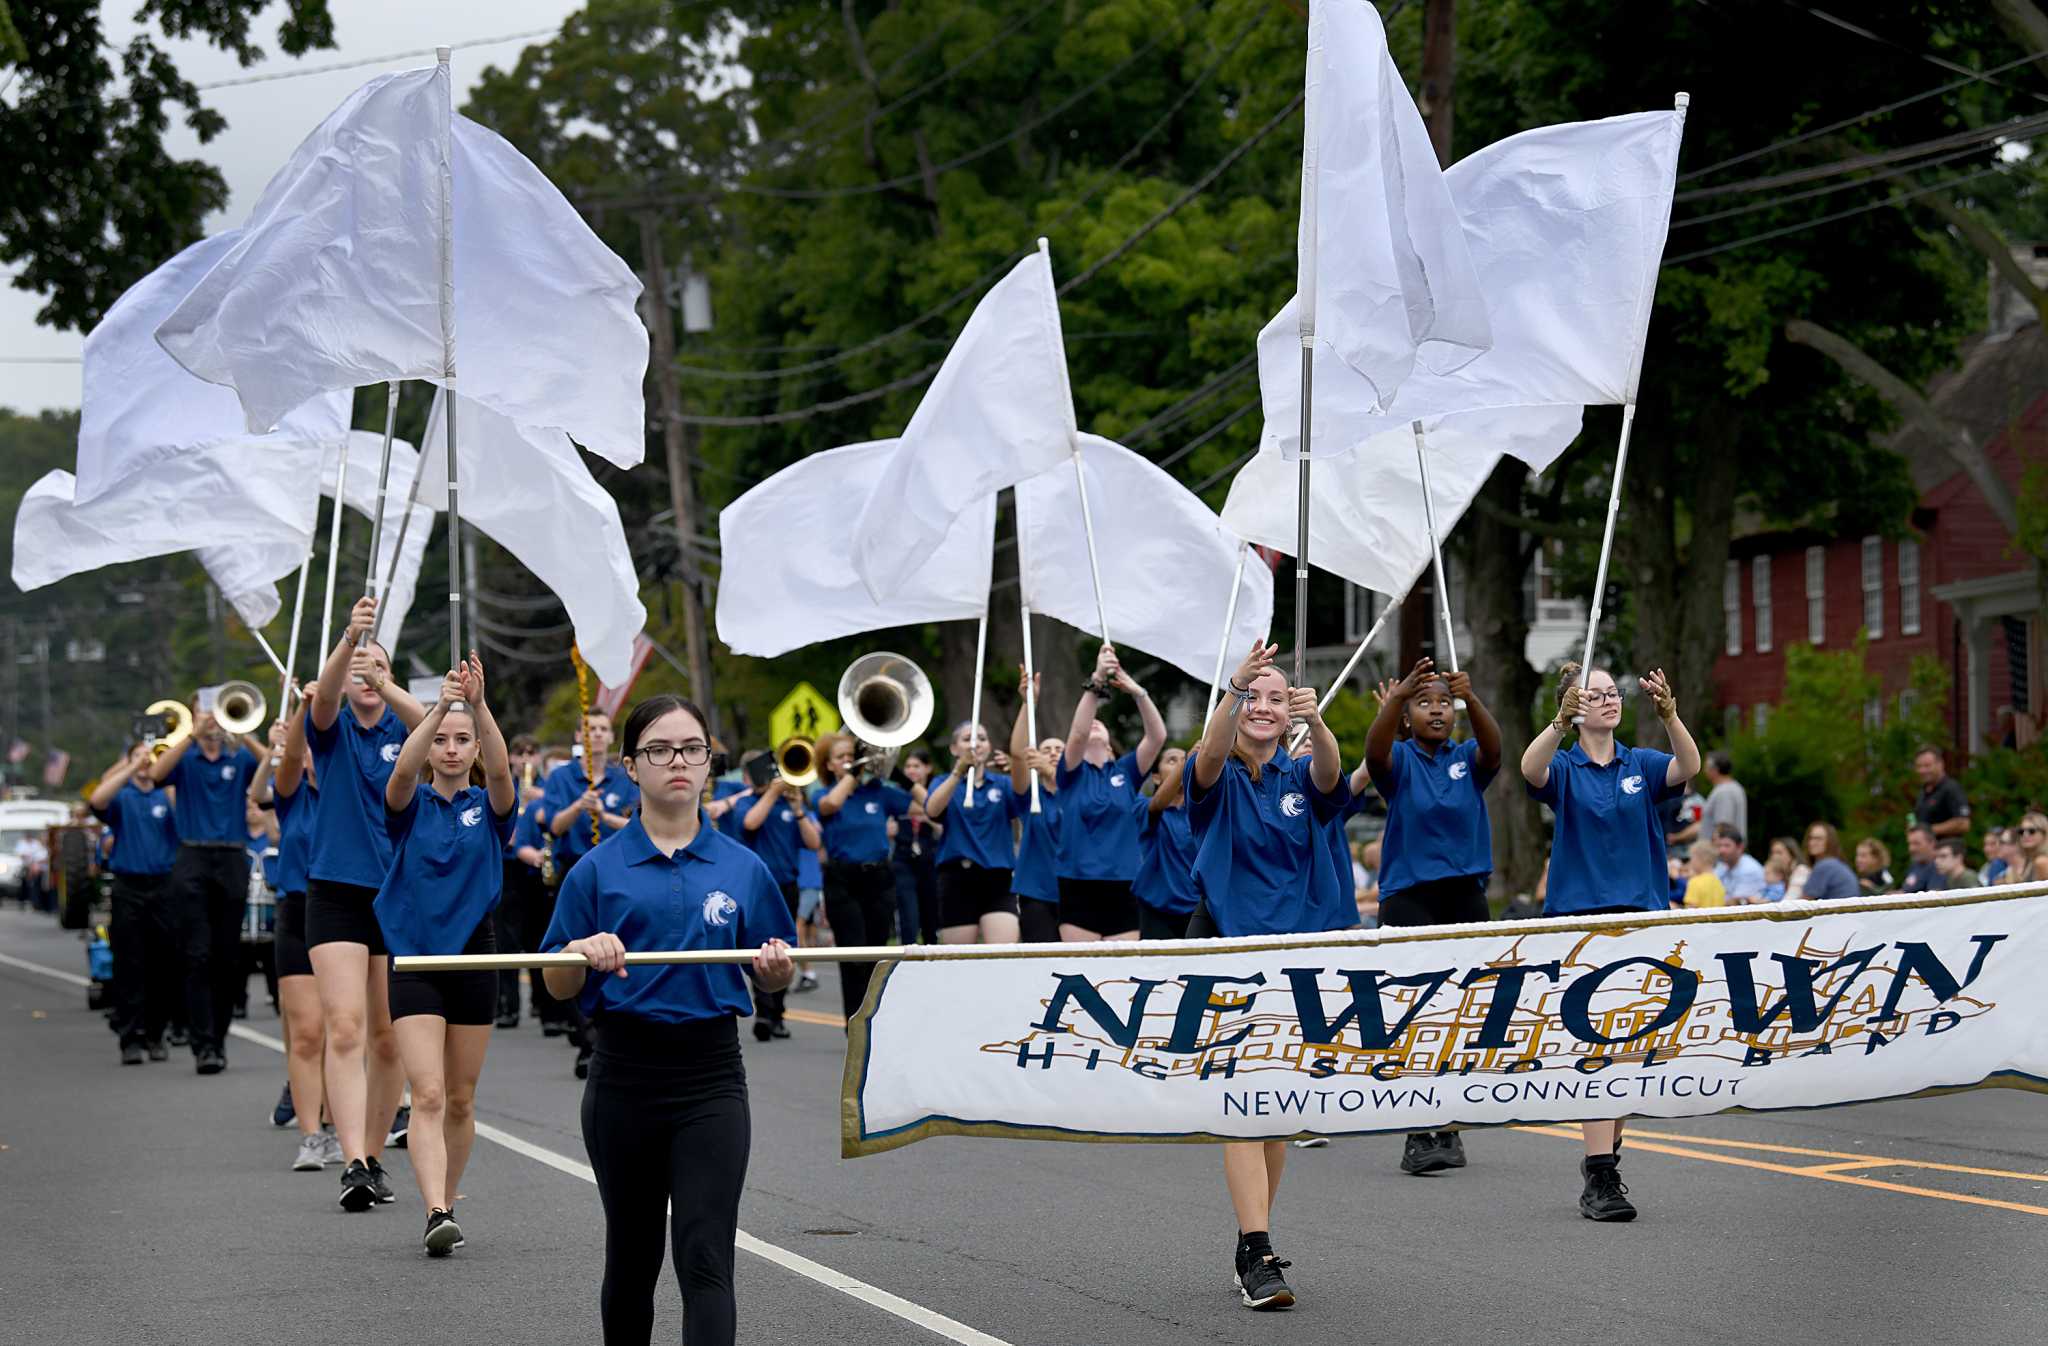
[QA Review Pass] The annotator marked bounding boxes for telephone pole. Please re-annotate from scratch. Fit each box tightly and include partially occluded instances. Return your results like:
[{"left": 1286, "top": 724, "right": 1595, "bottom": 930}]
[{"left": 637, "top": 212, "right": 718, "bottom": 732}]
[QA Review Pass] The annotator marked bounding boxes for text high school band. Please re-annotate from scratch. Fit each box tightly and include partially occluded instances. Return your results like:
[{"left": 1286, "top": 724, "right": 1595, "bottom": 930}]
[{"left": 88, "top": 603, "right": 1705, "bottom": 1337}]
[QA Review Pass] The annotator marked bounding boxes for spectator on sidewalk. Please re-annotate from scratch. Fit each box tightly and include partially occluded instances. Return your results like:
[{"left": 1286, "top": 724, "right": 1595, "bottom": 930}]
[
  {"left": 1898, "top": 825, "right": 1940, "bottom": 894},
  {"left": 1854, "top": 836, "right": 1894, "bottom": 896},
  {"left": 1767, "top": 835, "right": 1810, "bottom": 899},
  {"left": 1799, "top": 823, "right": 1863, "bottom": 900},
  {"left": 1932, "top": 837, "right": 1980, "bottom": 891},
  {"left": 1699, "top": 752, "right": 1748, "bottom": 847},
  {"left": 1711, "top": 823, "right": 1766, "bottom": 903},
  {"left": 1681, "top": 841, "right": 1726, "bottom": 908},
  {"left": 1911, "top": 745, "right": 1970, "bottom": 839},
  {"left": 1761, "top": 851, "right": 1789, "bottom": 903}
]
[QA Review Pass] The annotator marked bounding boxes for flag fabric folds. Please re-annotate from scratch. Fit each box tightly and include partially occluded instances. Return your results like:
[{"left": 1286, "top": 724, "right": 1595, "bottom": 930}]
[
  {"left": 1015, "top": 436, "right": 1271, "bottom": 683},
  {"left": 1223, "top": 405, "right": 1584, "bottom": 598},
  {"left": 850, "top": 251, "right": 1072, "bottom": 601},
  {"left": 318, "top": 432, "right": 432, "bottom": 656},
  {"left": 718, "top": 441, "right": 997, "bottom": 658},
  {"left": 418, "top": 392, "right": 646, "bottom": 685},
  {"left": 1298, "top": 0, "right": 1489, "bottom": 409}
]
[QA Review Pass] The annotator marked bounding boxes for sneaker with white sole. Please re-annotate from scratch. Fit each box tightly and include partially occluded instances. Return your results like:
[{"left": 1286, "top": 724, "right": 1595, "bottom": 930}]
[
  {"left": 423, "top": 1208, "right": 463, "bottom": 1257},
  {"left": 367, "top": 1155, "right": 397, "bottom": 1204},
  {"left": 1237, "top": 1251, "right": 1296, "bottom": 1310},
  {"left": 293, "top": 1133, "right": 326, "bottom": 1172},
  {"left": 338, "top": 1160, "right": 377, "bottom": 1212},
  {"left": 320, "top": 1128, "right": 345, "bottom": 1167},
  {"left": 386, "top": 1104, "right": 411, "bottom": 1149}
]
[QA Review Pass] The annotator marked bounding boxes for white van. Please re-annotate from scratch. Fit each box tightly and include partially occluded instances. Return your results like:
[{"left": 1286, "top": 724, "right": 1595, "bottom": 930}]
[{"left": 0, "top": 799, "right": 77, "bottom": 897}]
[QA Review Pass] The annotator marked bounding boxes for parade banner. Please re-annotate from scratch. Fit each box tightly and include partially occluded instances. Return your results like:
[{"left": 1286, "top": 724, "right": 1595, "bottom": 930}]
[{"left": 843, "top": 886, "right": 2048, "bottom": 1157}]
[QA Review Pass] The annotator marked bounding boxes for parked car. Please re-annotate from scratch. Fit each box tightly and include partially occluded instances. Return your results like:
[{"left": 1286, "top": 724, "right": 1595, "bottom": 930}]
[{"left": 0, "top": 799, "right": 75, "bottom": 898}]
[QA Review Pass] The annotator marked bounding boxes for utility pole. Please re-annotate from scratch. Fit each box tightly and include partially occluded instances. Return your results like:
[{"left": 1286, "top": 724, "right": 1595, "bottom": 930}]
[{"left": 637, "top": 212, "right": 718, "bottom": 732}]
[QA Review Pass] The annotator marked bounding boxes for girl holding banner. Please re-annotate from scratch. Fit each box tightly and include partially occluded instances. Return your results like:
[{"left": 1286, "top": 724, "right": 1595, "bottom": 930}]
[
  {"left": 1520, "top": 662, "right": 1700, "bottom": 1223},
  {"left": 1055, "top": 645, "right": 1166, "bottom": 943},
  {"left": 1133, "top": 745, "right": 1198, "bottom": 940},
  {"left": 923, "top": 720, "right": 1025, "bottom": 945},
  {"left": 1185, "top": 641, "right": 1353, "bottom": 1312}
]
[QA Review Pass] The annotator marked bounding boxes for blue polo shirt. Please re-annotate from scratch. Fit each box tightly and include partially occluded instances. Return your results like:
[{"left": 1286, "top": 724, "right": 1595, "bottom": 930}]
[
  {"left": 1054, "top": 750, "right": 1146, "bottom": 881},
  {"left": 165, "top": 745, "right": 260, "bottom": 844},
  {"left": 813, "top": 779, "right": 909, "bottom": 865},
  {"left": 509, "top": 797, "right": 547, "bottom": 867},
  {"left": 741, "top": 789, "right": 810, "bottom": 888},
  {"left": 542, "top": 815, "right": 798, "bottom": 1024},
  {"left": 1135, "top": 798, "right": 1200, "bottom": 916},
  {"left": 1011, "top": 786, "right": 1063, "bottom": 903},
  {"left": 1374, "top": 738, "right": 1495, "bottom": 899},
  {"left": 1184, "top": 748, "right": 1355, "bottom": 936},
  {"left": 306, "top": 706, "right": 406, "bottom": 887},
  {"left": 375, "top": 784, "right": 518, "bottom": 956},
  {"left": 707, "top": 777, "right": 749, "bottom": 834},
  {"left": 541, "top": 759, "right": 638, "bottom": 875},
  {"left": 1530, "top": 741, "right": 1678, "bottom": 914},
  {"left": 94, "top": 782, "right": 178, "bottom": 876},
  {"left": 274, "top": 782, "right": 315, "bottom": 895},
  {"left": 798, "top": 845, "right": 822, "bottom": 889},
  {"left": 932, "top": 773, "right": 1022, "bottom": 870}
]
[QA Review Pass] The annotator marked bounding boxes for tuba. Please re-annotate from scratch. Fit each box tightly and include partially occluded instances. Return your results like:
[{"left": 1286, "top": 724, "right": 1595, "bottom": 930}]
[
  {"left": 199, "top": 681, "right": 268, "bottom": 737},
  {"left": 837, "top": 652, "right": 933, "bottom": 781}
]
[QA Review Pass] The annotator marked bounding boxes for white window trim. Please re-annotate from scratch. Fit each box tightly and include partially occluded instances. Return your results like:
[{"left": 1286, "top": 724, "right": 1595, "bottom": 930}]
[
  {"left": 1899, "top": 538, "right": 1923, "bottom": 637},
  {"left": 1806, "top": 546, "right": 1826, "bottom": 646},
  {"left": 1752, "top": 556, "right": 1773, "bottom": 653},
  {"left": 1861, "top": 536, "right": 1884, "bottom": 640},
  {"left": 1723, "top": 560, "right": 1743, "bottom": 657}
]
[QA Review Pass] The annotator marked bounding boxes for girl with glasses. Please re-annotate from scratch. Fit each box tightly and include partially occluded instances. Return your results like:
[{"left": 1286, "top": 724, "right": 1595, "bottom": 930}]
[
  {"left": 1520, "top": 662, "right": 1701, "bottom": 1223},
  {"left": 1794, "top": 822, "right": 1860, "bottom": 900},
  {"left": 543, "top": 694, "right": 796, "bottom": 1346}
]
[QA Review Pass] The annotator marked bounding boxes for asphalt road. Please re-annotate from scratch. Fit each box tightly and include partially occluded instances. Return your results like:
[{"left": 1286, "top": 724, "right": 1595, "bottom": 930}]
[{"left": 4, "top": 905, "right": 2045, "bottom": 1345}]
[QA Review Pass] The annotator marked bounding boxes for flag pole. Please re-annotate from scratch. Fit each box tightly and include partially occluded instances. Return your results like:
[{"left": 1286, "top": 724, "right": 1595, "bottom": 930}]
[
  {"left": 1294, "top": 343, "right": 1313, "bottom": 689},
  {"left": 316, "top": 435, "right": 351, "bottom": 663},
  {"left": 1411, "top": 420, "right": 1461, "bottom": 675},
  {"left": 1035, "top": 237, "right": 1112, "bottom": 649},
  {"left": 436, "top": 46, "right": 464, "bottom": 703},
  {"left": 376, "top": 442, "right": 430, "bottom": 640},
  {"left": 279, "top": 547, "right": 312, "bottom": 712},
  {"left": 1206, "top": 543, "right": 1250, "bottom": 719},
  {"left": 360, "top": 381, "right": 401, "bottom": 646},
  {"left": 1292, "top": 12, "right": 1325, "bottom": 691},
  {"left": 1288, "top": 591, "right": 1401, "bottom": 755},
  {"left": 247, "top": 628, "right": 290, "bottom": 684},
  {"left": 1016, "top": 493, "right": 1042, "bottom": 815},
  {"left": 964, "top": 606, "right": 988, "bottom": 808}
]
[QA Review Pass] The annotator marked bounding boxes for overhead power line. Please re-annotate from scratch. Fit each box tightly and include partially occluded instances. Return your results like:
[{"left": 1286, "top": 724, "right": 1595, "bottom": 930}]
[
  {"left": 1665, "top": 161, "right": 2010, "bottom": 265},
  {"left": 1676, "top": 110, "right": 2048, "bottom": 202}
]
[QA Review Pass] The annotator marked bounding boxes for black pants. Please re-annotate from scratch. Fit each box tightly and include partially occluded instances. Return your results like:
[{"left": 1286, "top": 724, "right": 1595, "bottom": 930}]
[
  {"left": 1378, "top": 874, "right": 1490, "bottom": 928},
  {"left": 1138, "top": 904, "right": 1193, "bottom": 941},
  {"left": 1018, "top": 895, "right": 1061, "bottom": 944},
  {"left": 496, "top": 859, "right": 530, "bottom": 1020},
  {"left": 516, "top": 874, "right": 585, "bottom": 1033},
  {"left": 170, "top": 845, "right": 251, "bottom": 1057},
  {"left": 824, "top": 861, "right": 896, "bottom": 1022},
  {"left": 891, "top": 854, "right": 937, "bottom": 946},
  {"left": 582, "top": 1016, "right": 750, "bottom": 1346},
  {"left": 752, "top": 882, "right": 801, "bottom": 1026},
  {"left": 110, "top": 872, "right": 177, "bottom": 1049}
]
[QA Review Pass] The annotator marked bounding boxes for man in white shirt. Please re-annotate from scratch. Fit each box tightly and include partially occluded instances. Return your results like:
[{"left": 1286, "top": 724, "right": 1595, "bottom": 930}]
[
  {"left": 1700, "top": 752, "right": 1748, "bottom": 848},
  {"left": 1712, "top": 823, "right": 1767, "bottom": 903}
]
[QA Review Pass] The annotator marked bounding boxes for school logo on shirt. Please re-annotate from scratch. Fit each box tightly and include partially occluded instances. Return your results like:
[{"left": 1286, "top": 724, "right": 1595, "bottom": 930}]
[
  {"left": 701, "top": 891, "right": 738, "bottom": 926},
  {"left": 380, "top": 743, "right": 401, "bottom": 764},
  {"left": 1448, "top": 761, "right": 1469, "bottom": 781},
  {"left": 219, "top": 764, "right": 237, "bottom": 780},
  {"left": 779, "top": 808, "right": 794, "bottom": 823},
  {"left": 1109, "top": 773, "right": 1126, "bottom": 788},
  {"left": 150, "top": 803, "right": 167, "bottom": 820},
  {"left": 985, "top": 788, "right": 1002, "bottom": 804},
  {"left": 604, "top": 791, "right": 621, "bottom": 808},
  {"left": 459, "top": 806, "right": 483, "bottom": 828},
  {"left": 1621, "top": 775, "right": 1645, "bottom": 796},
  {"left": 1279, "top": 792, "right": 1306, "bottom": 818},
  {"left": 864, "top": 801, "right": 880, "bottom": 815}
]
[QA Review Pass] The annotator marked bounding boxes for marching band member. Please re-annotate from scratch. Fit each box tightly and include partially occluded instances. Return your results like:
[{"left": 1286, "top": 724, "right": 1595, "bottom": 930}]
[
  {"left": 738, "top": 759, "right": 821, "bottom": 1040},
  {"left": 1006, "top": 673, "right": 1065, "bottom": 944},
  {"left": 494, "top": 734, "right": 545, "bottom": 1029},
  {"left": 1364, "top": 656, "right": 1502, "bottom": 1177},
  {"left": 1186, "top": 641, "right": 1353, "bottom": 1311},
  {"left": 542, "top": 694, "right": 796, "bottom": 1346},
  {"left": 1132, "top": 745, "right": 1197, "bottom": 939},
  {"left": 1519, "top": 662, "right": 1700, "bottom": 1223},
  {"left": 542, "top": 709, "right": 637, "bottom": 876},
  {"left": 812, "top": 732, "right": 913, "bottom": 1021},
  {"left": 922, "top": 719, "right": 1023, "bottom": 944},
  {"left": 306, "top": 595, "right": 426, "bottom": 1210},
  {"left": 89, "top": 743, "right": 180, "bottom": 1066},
  {"left": 1054, "top": 644, "right": 1166, "bottom": 942},
  {"left": 891, "top": 748, "right": 940, "bottom": 946},
  {"left": 148, "top": 689, "right": 270, "bottom": 1075},
  {"left": 376, "top": 656, "right": 517, "bottom": 1256}
]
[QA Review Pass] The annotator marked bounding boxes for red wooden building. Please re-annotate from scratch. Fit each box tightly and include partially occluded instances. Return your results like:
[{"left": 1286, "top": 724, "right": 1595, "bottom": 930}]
[{"left": 1713, "top": 321, "right": 2043, "bottom": 760}]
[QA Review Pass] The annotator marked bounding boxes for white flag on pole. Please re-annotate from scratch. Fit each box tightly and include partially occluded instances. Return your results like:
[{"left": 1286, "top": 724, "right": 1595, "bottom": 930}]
[
  {"left": 196, "top": 544, "right": 301, "bottom": 631},
  {"left": 1015, "top": 435, "right": 1271, "bottom": 683},
  {"left": 1298, "top": 0, "right": 1489, "bottom": 408},
  {"left": 718, "top": 441, "right": 997, "bottom": 658},
  {"left": 851, "top": 250, "right": 1073, "bottom": 601},
  {"left": 1223, "top": 404, "right": 1583, "bottom": 597},
  {"left": 315, "top": 431, "right": 433, "bottom": 654},
  {"left": 156, "top": 66, "right": 453, "bottom": 431},
  {"left": 418, "top": 391, "right": 646, "bottom": 684}
]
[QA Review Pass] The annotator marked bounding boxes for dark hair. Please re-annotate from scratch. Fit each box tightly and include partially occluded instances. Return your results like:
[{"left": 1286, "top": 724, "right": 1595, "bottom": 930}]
[
  {"left": 1915, "top": 743, "right": 1943, "bottom": 762},
  {"left": 1712, "top": 821, "right": 1745, "bottom": 845},
  {"left": 618, "top": 694, "right": 709, "bottom": 759},
  {"left": 1806, "top": 821, "right": 1845, "bottom": 861},
  {"left": 1707, "top": 750, "right": 1733, "bottom": 776},
  {"left": 1935, "top": 837, "right": 1968, "bottom": 860},
  {"left": 509, "top": 733, "right": 540, "bottom": 756},
  {"left": 1907, "top": 823, "right": 1935, "bottom": 843}
]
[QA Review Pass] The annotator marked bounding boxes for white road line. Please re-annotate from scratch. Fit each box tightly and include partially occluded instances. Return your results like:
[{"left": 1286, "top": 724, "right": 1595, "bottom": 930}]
[{"left": 0, "top": 942, "right": 1013, "bottom": 1346}]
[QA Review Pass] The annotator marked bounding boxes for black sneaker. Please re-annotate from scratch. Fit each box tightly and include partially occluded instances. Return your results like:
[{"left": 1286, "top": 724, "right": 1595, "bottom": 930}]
[
  {"left": 424, "top": 1208, "right": 463, "bottom": 1257},
  {"left": 1399, "top": 1131, "right": 1453, "bottom": 1175},
  {"left": 146, "top": 1040, "right": 169, "bottom": 1062},
  {"left": 752, "top": 1018, "right": 773, "bottom": 1042},
  {"left": 768, "top": 1020, "right": 791, "bottom": 1040},
  {"left": 339, "top": 1160, "right": 377, "bottom": 1212},
  {"left": 168, "top": 1025, "right": 188, "bottom": 1048},
  {"left": 121, "top": 1043, "right": 145, "bottom": 1066},
  {"left": 495, "top": 1011, "right": 520, "bottom": 1029},
  {"left": 574, "top": 1045, "right": 593, "bottom": 1080},
  {"left": 386, "top": 1105, "right": 411, "bottom": 1149},
  {"left": 271, "top": 1080, "right": 296, "bottom": 1127},
  {"left": 1579, "top": 1158, "right": 1636, "bottom": 1222},
  {"left": 1437, "top": 1131, "right": 1467, "bottom": 1168},
  {"left": 541, "top": 1021, "right": 567, "bottom": 1038},
  {"left": 195, "top": 1048, "right": 226, "bottom": 1076},
  {"left": 367, "top": 1155, "right": 397, "bottom": 1205},
  {"left": 1237, "top": 1252, "right": 1296, "bottom": 1310}
]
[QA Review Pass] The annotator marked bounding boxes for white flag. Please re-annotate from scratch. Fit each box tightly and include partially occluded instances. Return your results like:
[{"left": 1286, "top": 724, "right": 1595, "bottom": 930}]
[
  {"left": 318, "top": 431, "right": 432, "bottom": 655},
  {"left": 156, "top": 66, "right": 453, "bottom": 431},
  {"left": 418, "top": 392, "right": 647, "bottom": 684},
  {"left": 851, "top": 250, "right": 1073, "bottom": 601},
  {"left": 1223, "top": 405, "right": 1583, "bottom": 597},
  {"left": 718, "top": 442, "right": 996, "bottom": 658},
  {"left": 197, "top": 543, "right": 301, "bottom": 630},
  {"left": 1015, "top": 436, "right": 1271, "bottom": 683},
  {"left": 1298, "top": 0, "right": 1489, "bottom": 408}
]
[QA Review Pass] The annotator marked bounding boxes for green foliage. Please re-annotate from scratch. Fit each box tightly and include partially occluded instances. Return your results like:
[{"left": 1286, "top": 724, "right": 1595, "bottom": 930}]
[{"left": 1960, "top": 746, "right": 2048, "bottom": 835}]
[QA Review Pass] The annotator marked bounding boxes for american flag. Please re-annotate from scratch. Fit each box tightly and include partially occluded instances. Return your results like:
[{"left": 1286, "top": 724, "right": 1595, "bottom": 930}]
[
  {"left": 7, "top": 738, "right": 28, "bottom": 765},
  {"left": 595, "top": 633, "right": 657, "bottom": 719},
  {"left": 42, "top": 748, "right": 69, "bottom": 788}
]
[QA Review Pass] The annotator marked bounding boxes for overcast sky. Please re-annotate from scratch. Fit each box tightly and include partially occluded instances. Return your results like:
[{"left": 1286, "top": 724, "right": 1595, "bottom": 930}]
[{"left": 0, "top": 1, "right": 587, "bottom": 416}]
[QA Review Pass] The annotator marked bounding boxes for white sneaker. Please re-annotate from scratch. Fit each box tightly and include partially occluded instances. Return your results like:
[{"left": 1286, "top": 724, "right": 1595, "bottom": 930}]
[
  {"left": 293, "top": 1133, "right": 326, "bottom": 1171},
  {"left": 319, "top": 1128, "right": 344, "bottom": 1167},
  {"left": 796, "top": 969, "right": 819, "bottom": 992}
]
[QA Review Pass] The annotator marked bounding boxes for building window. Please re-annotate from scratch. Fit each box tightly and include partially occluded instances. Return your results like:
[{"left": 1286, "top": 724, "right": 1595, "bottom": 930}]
[
  {"left": 1806, "top": 546, "right": 1826, "bottom": 645},
  {"left": 1753, "top": 702, "right": 1771, "bottom": 734},
  {"left": 1861, "top": 536, "right": 1884, "bottom": 639},
  {"left": 1899, "top": 538, "right": 1922, "bottom": 636},
  {"left": 1752, "top": 556, "right": 1773, "bottom": 653},
  {"left": 1723, "top": 561, "right": 1742, "bottom": 656},
  {"left": 1864, "top": 697, "right": 1883, "bottom": 731},
  {"left": 1724, "top": 704, "right": 1742, "bottom": 738}
]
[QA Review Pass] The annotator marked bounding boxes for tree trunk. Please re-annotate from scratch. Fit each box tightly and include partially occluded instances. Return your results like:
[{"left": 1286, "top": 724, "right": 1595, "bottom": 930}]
[
  {"left": 1418, "top": 0, "right": 1457, "bottom": 164},
  {"left": 1460, "top": 458, "right": 1547, "bottom": 899}
]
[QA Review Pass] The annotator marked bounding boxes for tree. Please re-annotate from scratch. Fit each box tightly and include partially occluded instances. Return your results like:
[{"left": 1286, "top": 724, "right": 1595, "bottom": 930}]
[{"left": 1, "top": 2, "right": 335, "bottom": 332}]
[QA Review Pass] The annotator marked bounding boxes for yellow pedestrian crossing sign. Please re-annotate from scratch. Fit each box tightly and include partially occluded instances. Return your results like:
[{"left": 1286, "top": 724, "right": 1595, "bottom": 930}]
[{"left": 769, "top": 682, "right": 839, "bottom": 746}]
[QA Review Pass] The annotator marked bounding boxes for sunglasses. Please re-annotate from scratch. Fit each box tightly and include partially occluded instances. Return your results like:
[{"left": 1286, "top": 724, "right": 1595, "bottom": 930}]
[{"left": 2022, "top": 826, "right": 2044, "bottom": 836}]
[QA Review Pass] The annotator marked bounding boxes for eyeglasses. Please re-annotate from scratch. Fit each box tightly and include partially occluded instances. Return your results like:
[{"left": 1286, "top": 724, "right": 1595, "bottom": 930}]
[
  {"left": 632, "top": 742, "right": 711, "bottom": 767},
  {"left": 2022, "top": 826, "right": 2044, "bottom": 836},
  {"left": 1581, "top": 690, "right": 1623, "bottom": 705}
]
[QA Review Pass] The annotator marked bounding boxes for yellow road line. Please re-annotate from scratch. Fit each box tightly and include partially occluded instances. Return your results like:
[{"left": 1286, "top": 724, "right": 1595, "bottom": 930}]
[
  {"left": 1589, "top": 1126, "right": 2048, "bottom": 1184},
  {"left": 785, "top": 1008, "right": 847, "bottom": 1028}
]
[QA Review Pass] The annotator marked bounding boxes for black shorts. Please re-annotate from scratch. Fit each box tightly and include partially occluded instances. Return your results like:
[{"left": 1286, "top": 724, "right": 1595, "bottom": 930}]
[
  {"left": 1543, "top": 903, "right": 1661, "bottom": 919},
  {"left": 937, "top": 861, "right": 1018, "bottom": 927},
  {"left": 274, "top": 891, "right": 313, "bottom": 978},
  {"left": 389, "top": 921, "right": 498, "bottom": 1025},
  {"left": 1058, "top": 877, "right": 1139, "bottom": 936},
  {"left": 1185, "top": 900, "right": 1220, "bottom": 939},
  {"left": 1138, "top": 904, "right": 1193, "bottom": 941},
  {"left": 305, "top": 877, "right": 386, "bottom": 954},
  {"left": 1379, "top": 874, "right": 1490, "bottom": 927}
]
